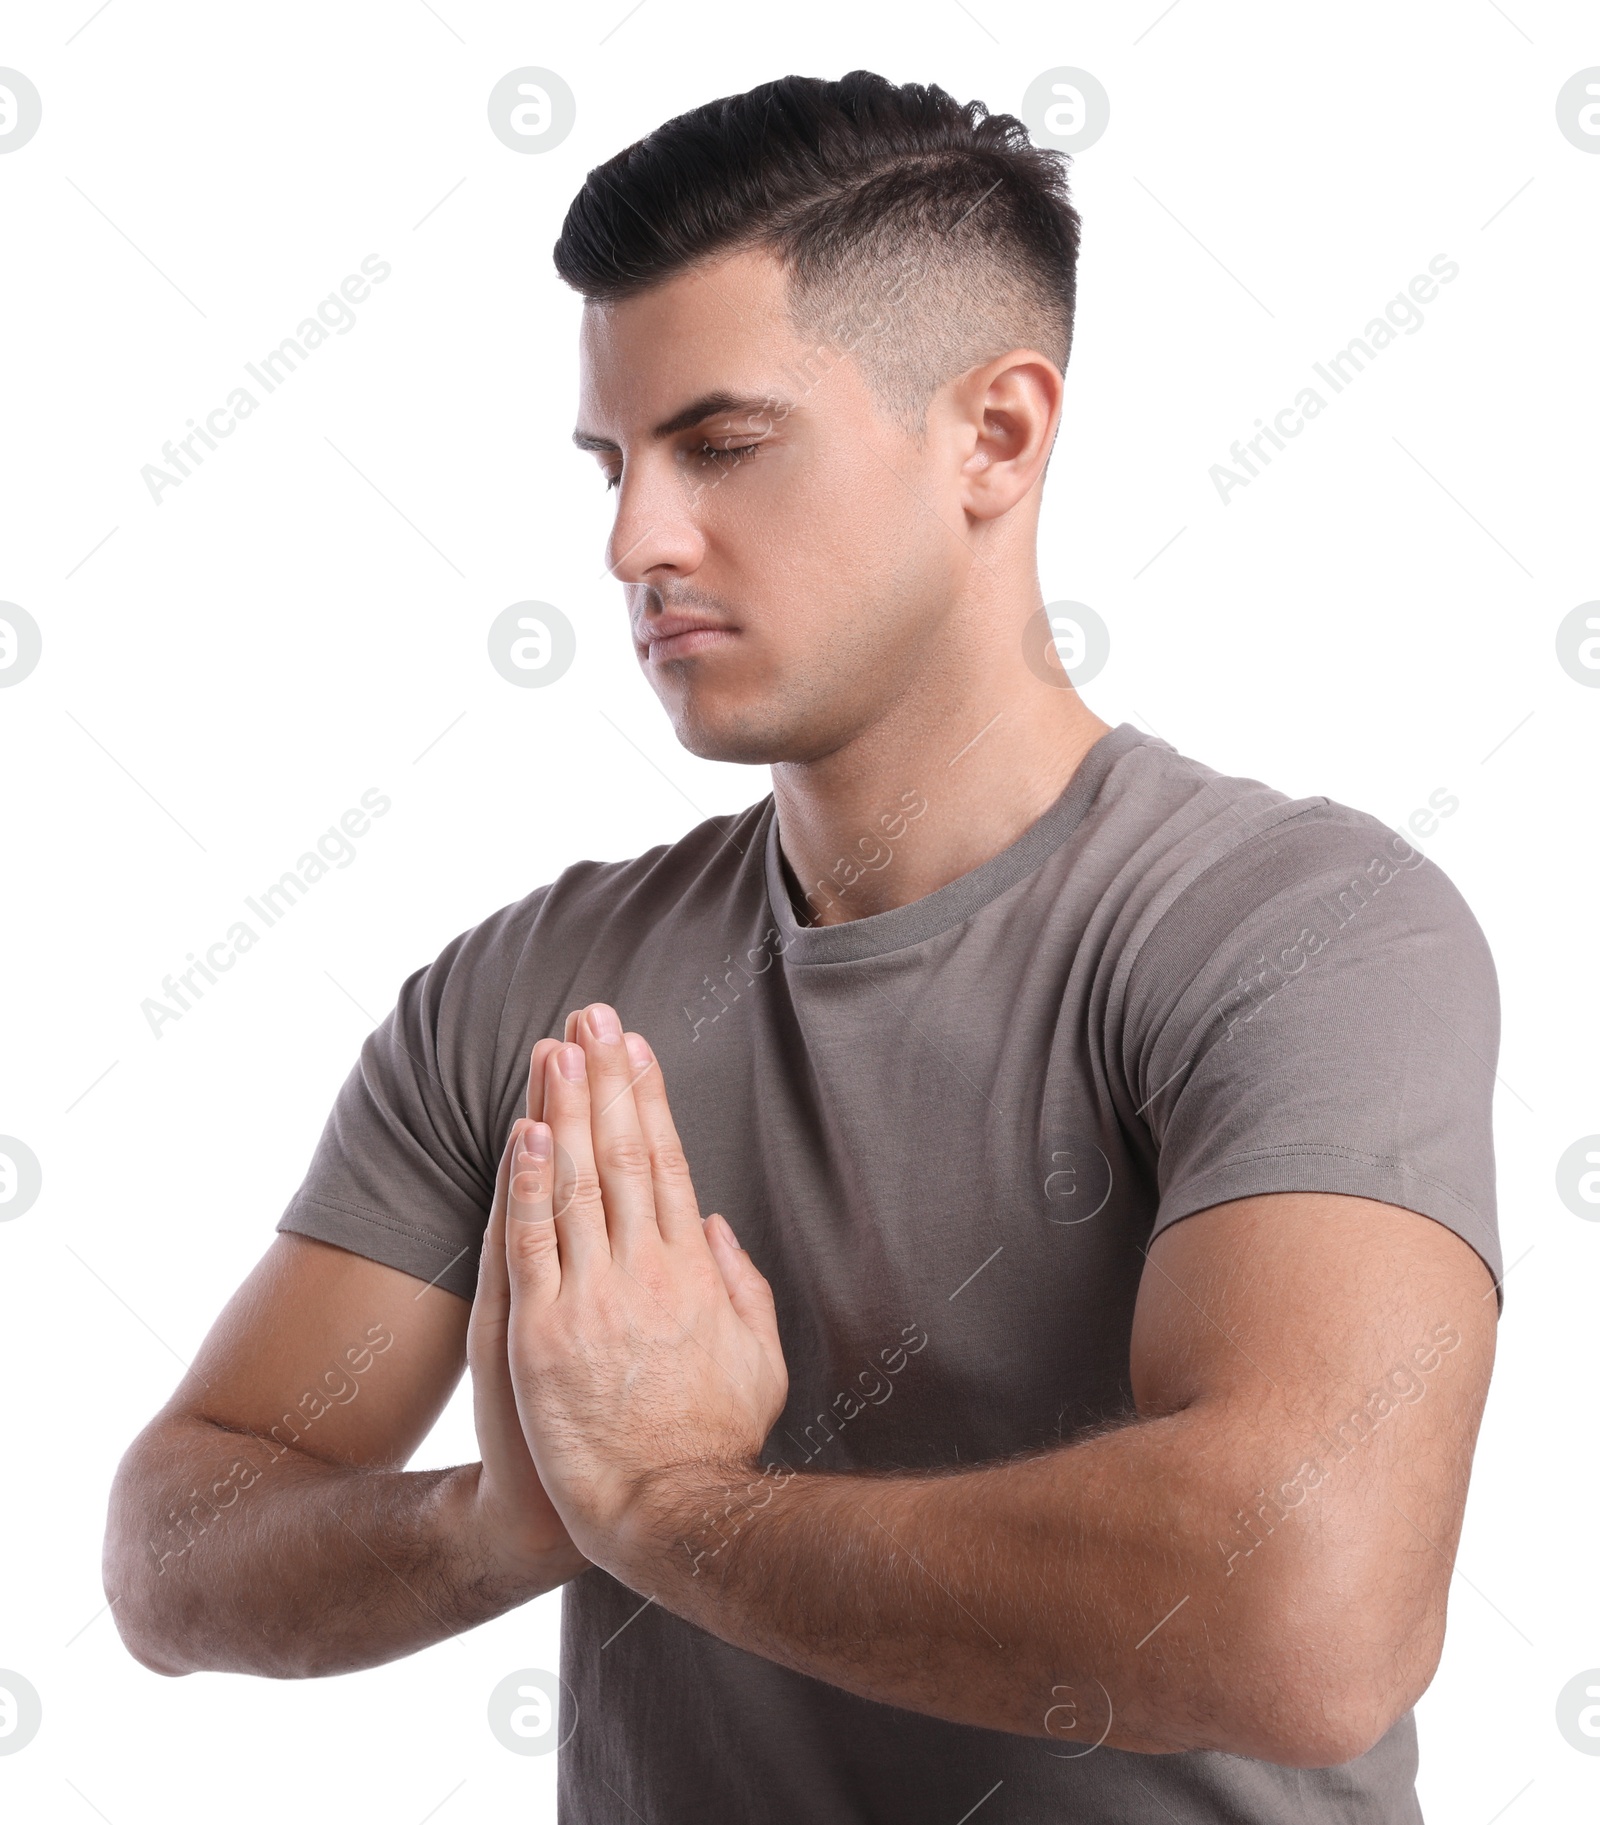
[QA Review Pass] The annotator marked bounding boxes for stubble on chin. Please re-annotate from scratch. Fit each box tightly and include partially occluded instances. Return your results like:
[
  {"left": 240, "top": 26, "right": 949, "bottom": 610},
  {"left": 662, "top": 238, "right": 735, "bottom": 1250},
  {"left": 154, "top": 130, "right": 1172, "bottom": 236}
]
[{"left": 658, "top": 692, "right": 802, "bottom": 767}]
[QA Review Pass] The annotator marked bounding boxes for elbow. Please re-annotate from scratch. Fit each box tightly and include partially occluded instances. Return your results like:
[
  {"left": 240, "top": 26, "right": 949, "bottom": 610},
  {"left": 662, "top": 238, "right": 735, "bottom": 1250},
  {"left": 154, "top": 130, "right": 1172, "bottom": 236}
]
[
  {"left": 1253, "top": 1700, "right": 1399, "bottom": 1771},
  {"left": 102, "top": 1518, "right": 193, "bottom": 1677},
  {"left": 103, "top": 1562, "right": 193, "bottom": 1678},
  {"left": 102, "top": 1440, "right": 206, "bottom": 1679},
  {"left": 118, "top": 1627, "right": 195, "bottom": 1680},
  {"left": 1235, "top": 1596, "right": 1442, "bottom": 1768}
]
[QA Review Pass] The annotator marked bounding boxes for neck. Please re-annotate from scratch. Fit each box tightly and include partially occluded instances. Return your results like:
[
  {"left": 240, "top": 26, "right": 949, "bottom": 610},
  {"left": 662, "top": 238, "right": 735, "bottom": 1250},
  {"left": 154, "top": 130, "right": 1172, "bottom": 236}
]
[{"left": 768, "top": 675, "right": 1114, "bottom": 928}]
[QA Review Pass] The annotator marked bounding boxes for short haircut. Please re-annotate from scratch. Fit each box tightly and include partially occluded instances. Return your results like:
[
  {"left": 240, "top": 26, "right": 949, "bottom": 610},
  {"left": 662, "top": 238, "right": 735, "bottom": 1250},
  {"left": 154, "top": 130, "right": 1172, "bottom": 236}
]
[{"left": 553, "top": 70, "right": 1082, "bottom": 437}]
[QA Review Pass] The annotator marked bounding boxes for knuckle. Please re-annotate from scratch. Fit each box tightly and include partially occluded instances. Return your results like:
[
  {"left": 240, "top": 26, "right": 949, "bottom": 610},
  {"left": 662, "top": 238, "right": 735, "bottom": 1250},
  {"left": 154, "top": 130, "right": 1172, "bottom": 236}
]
[
  {"left": 650, "top": 1142, "right": 693, "bottom": 1184},
  {"left": 600, "top": 1134, "right": 653, "bottom": 1178},
  {"left": 686, "top": 1255, "right": 724, "bottom": 1301},
  {"left": 564, "top": 1166, "right": 605, "bottom": 1208},
  {"left": 505, "top": 1215, "right": 557, "bottom": 1268},
  {"left": 631, "top": 1262, "right": 676, "bottom": 1310}
]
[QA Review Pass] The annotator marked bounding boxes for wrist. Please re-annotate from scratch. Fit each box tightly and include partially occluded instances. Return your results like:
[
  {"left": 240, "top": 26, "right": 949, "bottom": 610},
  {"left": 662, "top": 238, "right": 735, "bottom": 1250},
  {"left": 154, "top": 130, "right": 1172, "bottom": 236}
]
[
  {"left": 615, "top": 1454, "right": 778, "bottom": 1588},
  {"left": 455, "top": 1463, "right": 590, "bottom": 1592}
]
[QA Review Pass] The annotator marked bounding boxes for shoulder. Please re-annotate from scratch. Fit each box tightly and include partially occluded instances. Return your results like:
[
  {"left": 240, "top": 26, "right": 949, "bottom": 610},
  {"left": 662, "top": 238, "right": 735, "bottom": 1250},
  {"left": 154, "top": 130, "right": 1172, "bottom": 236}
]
[
  {"left": 1095, "top": 737, "right": 1495, "bottom": 1033},
  {"left": 413, "top": 794, "right": 774, "bottom": 994},
  {"left": 538, "top": 794, "right": 774, "bottom": 927}
]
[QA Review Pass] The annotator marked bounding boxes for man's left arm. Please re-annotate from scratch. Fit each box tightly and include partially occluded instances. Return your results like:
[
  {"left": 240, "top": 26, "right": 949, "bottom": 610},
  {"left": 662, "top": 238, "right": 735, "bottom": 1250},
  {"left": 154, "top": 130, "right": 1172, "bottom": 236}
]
[
  {"left": 611, "top": 1188, "right": 1495, "bottom": 1767},
  {"left": 620, "top": 1189, "right": 1488, "bottom": 1759},
  {"left": 500, "top": 1009, "right": 1497, "bottom": 1769}
]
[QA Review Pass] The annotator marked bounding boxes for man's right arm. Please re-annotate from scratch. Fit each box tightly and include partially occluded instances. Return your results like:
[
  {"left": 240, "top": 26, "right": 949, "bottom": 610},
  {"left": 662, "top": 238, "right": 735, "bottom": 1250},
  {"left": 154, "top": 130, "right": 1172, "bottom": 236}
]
[{"left": 103, "top": 1227, "right": 588, "bottom": 1679}]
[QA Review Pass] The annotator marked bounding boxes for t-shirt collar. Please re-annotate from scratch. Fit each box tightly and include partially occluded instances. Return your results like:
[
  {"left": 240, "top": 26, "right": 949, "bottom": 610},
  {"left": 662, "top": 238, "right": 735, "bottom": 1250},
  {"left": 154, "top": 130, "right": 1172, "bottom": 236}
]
[{"left": 763, "top": 721, "right": 1150, "bottom": 965}]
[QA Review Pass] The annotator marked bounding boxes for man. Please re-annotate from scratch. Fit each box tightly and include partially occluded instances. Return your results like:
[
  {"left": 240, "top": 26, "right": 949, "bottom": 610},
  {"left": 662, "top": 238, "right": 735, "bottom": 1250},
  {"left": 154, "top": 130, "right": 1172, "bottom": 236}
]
[{"left": 105, "top": 71, "right": 1502, "bottom": 1822}]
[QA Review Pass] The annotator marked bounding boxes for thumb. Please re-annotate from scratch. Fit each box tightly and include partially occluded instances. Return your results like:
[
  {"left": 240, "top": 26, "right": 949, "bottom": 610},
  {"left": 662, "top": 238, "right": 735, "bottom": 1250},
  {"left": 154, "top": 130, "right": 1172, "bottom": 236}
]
[{"left": 705, "top": 1212, "right": 781, "bottom": 1349}]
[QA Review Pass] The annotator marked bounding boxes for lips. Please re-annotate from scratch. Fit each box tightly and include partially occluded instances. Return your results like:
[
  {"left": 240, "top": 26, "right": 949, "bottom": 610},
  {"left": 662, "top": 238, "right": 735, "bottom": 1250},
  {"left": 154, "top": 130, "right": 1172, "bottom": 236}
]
[{"left": 635, "top": 613, "right": 738, "bottom": 662}]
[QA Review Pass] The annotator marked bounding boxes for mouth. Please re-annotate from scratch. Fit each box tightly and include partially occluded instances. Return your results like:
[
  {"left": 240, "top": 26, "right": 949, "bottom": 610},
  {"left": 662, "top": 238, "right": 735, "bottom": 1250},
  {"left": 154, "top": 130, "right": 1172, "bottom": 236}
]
[{"left": 636, "top": 617, "right": 739, "bottom": 664}]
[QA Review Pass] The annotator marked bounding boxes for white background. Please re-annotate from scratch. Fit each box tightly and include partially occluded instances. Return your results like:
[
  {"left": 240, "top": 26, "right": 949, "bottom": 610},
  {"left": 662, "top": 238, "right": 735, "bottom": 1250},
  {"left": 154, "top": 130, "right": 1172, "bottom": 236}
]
[{"left": 1, "top": 1, "right": 1596, "bottom": 1819}]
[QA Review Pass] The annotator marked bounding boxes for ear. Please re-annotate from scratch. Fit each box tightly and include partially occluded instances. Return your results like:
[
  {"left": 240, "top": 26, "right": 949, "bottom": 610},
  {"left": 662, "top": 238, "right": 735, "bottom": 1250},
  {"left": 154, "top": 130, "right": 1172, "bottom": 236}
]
[{"left": 951, "top": 349, "right": 1063, "bottom": 520}]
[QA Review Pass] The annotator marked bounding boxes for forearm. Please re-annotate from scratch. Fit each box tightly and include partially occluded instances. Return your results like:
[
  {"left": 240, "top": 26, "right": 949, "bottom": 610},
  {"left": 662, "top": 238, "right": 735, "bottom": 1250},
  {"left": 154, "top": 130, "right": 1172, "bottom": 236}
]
[
  {"left": 615, "top": 1411, "right": 1377, "bottom": 1764},
  {"left": 107, "top": 1419, "right": 580, "bottom": 1678}
]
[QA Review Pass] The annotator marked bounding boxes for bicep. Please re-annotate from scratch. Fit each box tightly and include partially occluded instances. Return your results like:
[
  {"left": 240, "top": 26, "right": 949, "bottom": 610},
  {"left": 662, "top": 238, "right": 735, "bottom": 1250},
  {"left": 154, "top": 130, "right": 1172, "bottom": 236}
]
[
  {"left": 1131, "top": 1191, "right": 1497, "bottom": 1414},
  {"left": 157, "top": 1232, "right": 472, "bottom": 1471},
  {"left": 1130, "top": 1193, "right": 1497, "bottom": 1677}
]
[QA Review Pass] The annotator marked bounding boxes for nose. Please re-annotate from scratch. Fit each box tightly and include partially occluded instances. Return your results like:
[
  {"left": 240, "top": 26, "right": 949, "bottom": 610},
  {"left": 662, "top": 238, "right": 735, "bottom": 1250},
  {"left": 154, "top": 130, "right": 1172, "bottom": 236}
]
[{"left": 606, "top": 460, "right": 707, "bottom": 585}]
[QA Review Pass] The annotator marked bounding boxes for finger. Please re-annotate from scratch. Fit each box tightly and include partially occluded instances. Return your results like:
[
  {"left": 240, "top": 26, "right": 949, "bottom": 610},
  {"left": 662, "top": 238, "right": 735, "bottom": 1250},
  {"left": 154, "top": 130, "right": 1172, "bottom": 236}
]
[
  {"left": 623, "top": 1030, "right": 705, "bottom": 1246},
  {"left": 542, "top": 1040, "right": 613, "bottom": 1274},
  {"left": 524, "top": 1037, "right": 562, "bottom": 1124},
  {"left": 470, "top": 1117, "right": 521, "bottom": 1336},
  {"left": 705, "top": 1211, "right": 786, "bottom": 1365},
  {"left": 577, "top": 1004, "right": 663, "bottom": 1262},
  {"left": 504, "top": 1119, "right": 561, "bottom": 1311},
  {"left": 472, "top": 1042, "right": 558, "bottom": 1331},
  {"left": 563, "top": 1009, "right": 581, "bottom": 1044}
]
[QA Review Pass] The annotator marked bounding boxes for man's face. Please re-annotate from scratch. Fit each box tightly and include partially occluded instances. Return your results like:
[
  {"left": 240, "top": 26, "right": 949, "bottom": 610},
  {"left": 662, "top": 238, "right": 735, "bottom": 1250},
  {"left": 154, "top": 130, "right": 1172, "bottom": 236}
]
[{"left": 574, "top": 248, "right": 970, "bottom": 765}]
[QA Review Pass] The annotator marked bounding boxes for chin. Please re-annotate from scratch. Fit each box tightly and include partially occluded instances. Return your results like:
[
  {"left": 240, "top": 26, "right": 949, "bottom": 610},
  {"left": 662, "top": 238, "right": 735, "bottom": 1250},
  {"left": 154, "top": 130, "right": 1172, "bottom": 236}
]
[
  {"left": 670, "top": 712, "right": 787, "bottom": 766},
  {"left": 666, "top": 693, "right": 837, "bottom": 767}
]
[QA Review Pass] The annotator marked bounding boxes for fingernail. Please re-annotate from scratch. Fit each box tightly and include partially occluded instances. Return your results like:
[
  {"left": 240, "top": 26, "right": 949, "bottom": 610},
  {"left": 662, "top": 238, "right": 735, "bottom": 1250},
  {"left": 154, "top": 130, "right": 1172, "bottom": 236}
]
[
  {"left": 523, "top": 1122, "right": 552, "bottom": 1160},
  {"left": 625, "top": 1032, "right": 652, "bottom": 1068},
  {"left": 557, "top": 1043, "right": 586, "bottom": 1081},
  {"left": 717, "top": 1212, "right": 741, "bottom": 1250},
  {"left": 588, "top": 1004, "right": 622, "bottom": 1043}
]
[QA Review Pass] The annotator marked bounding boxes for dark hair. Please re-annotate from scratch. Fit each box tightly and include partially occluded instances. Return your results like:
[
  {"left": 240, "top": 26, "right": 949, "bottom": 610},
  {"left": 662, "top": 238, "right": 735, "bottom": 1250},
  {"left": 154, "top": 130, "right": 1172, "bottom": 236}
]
[{"left": 553, "top": 71, "right": 1081, "bottom": 433}]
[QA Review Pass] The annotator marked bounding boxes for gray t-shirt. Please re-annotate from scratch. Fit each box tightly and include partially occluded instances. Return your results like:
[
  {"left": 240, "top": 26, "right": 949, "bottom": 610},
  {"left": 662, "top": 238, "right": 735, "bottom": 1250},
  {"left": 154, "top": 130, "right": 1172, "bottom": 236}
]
[{"left": 278, "top": 721, "right": 1501, "bottom": 1822}]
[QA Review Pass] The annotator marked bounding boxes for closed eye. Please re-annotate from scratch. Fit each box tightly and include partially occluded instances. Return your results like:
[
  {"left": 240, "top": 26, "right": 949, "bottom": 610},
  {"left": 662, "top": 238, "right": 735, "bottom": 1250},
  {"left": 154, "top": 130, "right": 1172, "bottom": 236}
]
[
  {"left": 602, "top": 441, "right": 767, "bottom": 491},
  {"left": 696, "top": 441, "right": 765, "bottom": 462}
]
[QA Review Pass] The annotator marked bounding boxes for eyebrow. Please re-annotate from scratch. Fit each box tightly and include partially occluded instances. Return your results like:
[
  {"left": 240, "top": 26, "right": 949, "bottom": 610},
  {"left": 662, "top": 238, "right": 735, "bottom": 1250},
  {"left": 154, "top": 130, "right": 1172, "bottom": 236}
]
[{"left": 571, "top": 390, "right": 795, "bottom": 454}]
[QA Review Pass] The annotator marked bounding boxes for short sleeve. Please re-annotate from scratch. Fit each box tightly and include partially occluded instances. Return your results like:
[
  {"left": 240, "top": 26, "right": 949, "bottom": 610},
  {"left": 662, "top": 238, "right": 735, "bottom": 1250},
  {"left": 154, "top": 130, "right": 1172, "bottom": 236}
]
[
  {"left": 275, "top": 892, "right": 544, "bottom": 1303},
  {"left": 1121, "top": 807, "right": 1503, "bottom": 1308}
]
